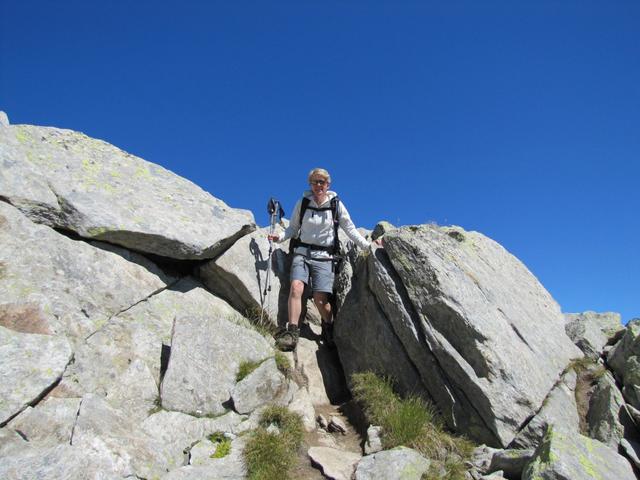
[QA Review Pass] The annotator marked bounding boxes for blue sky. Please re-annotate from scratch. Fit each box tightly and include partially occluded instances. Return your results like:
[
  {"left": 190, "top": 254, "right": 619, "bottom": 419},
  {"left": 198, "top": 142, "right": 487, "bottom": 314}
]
[{"left": 1, "top": 1, "right": 638, "bottom": 323}]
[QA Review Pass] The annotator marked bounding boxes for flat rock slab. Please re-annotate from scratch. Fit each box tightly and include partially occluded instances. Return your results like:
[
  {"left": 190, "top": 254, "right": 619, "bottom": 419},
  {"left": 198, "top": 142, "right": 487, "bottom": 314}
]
[
  {"left": 354, "top": 447, "right": 430, "bottom": 480},
  {"left": 523, "top": 427, "right": 636, "bottom": 480},
  {"left": 6, "top": 397, "right": 81, "bottom": 445},
  {"left": 0, "top": 326, "right": 72, "bottom": 425},
  {"left": 0, "top": 122, "right": 255, "bottom": 259},
  {"left": 0, "top": 443, "right": 121, "bottom": 480},
  {"left": 161, "top": 314, "right": 272, "bottom": 416},
  {"left": 308, "top": 446, "right": 361, "bottom": 480}
]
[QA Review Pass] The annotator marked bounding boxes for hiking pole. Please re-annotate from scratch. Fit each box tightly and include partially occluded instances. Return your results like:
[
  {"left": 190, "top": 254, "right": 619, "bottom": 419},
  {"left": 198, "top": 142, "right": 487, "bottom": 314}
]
[{"left": 261, "top": 198, "right": 285, "bottom": 325}]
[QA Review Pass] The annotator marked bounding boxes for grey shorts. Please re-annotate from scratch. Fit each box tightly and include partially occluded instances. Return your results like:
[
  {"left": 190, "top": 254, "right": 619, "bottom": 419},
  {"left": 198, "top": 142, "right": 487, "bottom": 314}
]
[{"left": 290, "top": 254, "right": 335, "bottom": 293}]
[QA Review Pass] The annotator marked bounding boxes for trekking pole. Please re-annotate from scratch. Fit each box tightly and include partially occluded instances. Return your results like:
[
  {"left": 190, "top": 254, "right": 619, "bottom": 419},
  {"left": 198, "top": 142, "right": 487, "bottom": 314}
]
[{"left": 260, "top": 197, "right": 284, "bottom": 325}]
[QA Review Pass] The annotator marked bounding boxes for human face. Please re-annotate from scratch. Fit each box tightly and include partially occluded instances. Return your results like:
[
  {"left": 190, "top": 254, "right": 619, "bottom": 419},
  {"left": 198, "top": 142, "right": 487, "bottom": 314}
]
[{"left": 310, "top": 176, "right": 329, "bottom": 198}]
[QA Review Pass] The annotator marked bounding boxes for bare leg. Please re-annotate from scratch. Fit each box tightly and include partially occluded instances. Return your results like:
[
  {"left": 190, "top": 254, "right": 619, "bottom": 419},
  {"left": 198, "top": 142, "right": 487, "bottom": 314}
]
[
  {"left": 288, "top": 280, "right": 305, "bottom": 326},
  {"left": 313, "top": 292, "right": 332, "bottom": 324}
]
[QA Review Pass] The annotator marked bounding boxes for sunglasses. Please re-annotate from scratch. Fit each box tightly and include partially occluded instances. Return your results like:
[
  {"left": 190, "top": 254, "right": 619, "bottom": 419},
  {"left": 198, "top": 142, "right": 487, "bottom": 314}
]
[{"left": 310, "top": 179, "right": 328, "bottom": 186}]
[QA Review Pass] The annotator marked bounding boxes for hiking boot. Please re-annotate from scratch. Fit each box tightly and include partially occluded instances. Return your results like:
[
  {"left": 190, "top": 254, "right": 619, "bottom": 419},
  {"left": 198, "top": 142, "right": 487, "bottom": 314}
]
[
  {"left": 322, "top": 321, "right": 335, "bottom": 349},
  {"left": 275, "top": 324, "right": 299, "bottom": 352}
]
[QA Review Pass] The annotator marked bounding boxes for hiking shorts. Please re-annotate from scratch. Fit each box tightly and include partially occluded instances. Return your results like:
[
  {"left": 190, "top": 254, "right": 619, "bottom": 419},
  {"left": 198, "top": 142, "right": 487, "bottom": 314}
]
[{"left": 290, "top": 254, "right": 335, "bottom": 293}]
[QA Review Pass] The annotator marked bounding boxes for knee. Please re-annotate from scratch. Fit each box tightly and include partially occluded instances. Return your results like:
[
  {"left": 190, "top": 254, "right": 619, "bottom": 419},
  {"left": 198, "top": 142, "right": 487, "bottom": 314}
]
[
  {"left": 313, "top": 293, "right": 330, "bottom": 308},
  {"left": 289, "top": 281, "right": 305, "bottom": 299}
]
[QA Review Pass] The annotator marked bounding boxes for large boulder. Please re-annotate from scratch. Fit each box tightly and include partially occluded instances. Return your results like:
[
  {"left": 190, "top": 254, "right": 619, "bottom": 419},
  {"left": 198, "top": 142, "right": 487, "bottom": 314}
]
[
  {"left": 197, "top": 225, "right": 290, "bottom": 325},
  {"left": 564, "top": 311, "right": 624, "bottom": 359},
  {"left": 0, "top": 121, "right": 255, "bottom": 259},
  {"left": 337, "top": 225, "right": 582, "bottom": 446},
  {"left": 160, "top": 314, "right": 272, "bottom": 416},
  {"left": 608, "top": 319, "right": 640, "bottom": 381}
]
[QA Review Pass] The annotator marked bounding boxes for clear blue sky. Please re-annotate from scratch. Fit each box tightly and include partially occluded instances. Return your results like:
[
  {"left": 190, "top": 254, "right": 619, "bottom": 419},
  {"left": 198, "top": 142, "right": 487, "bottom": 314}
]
[{"left": 1, "top": 1, "right": 638, "bottom": 323}]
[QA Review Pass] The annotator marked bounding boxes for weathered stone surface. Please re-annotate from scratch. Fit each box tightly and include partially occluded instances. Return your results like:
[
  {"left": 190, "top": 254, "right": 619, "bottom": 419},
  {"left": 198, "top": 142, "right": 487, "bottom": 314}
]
[
  {"left": 6, "top": 397, "right": 81, "bottom": 445},
  {"left": 182, "top": 435, "right": 246, "bottom": 479},
  {"left": 565, "top": 311, "right": 623, "bottom": 359},
  {"left": 0, "top": 201, "right": 173, "bottom": 341},
  {"left": 489, "top": 448, "right": 535, "bottom": 479},
  {"left": 65, "top": 277, "right": 238, "bottom": 418},
  {"left": 511, "top": 370, "right": 580, "bottom": 448},
  {"left": 0, "top": 122, "right": 255, "bottom": 259},
  {"left": 0, "top": 427, "right": 28, "bottom": 456},
  {"left": 621, "top": 438, "right": 640, "bottom": 470},
  {"left": 623, "top": 355, "right": 640, "bottom": 410},
  {"left": 308, "top": 446, "right": 361, "bottom": 480},
  {"left": 0, "top": 111, "right": 9, "bottom": 127},
  {"left": 523, "top": 426, "right": 636, "bottom": 480},
  {"left": 161, "top": 314, "right": 272, "bottom": 416},
  {"left": 296, "top": 323, "right": 350, "bottom": 406},
  {"left": 142, "top": 409, "right": 246, "bottom": 455},
  {"left": 198, "top": 225, "right": 290, "bottom": 325},
  {"left": 364, "top": 425, "right": 383, "bottom": 454},
  {"left": 0, "top": 325, "right": 73, "bottom": 425},
  {"left": 230, "top": 358, "right": 292, "bottom": 414},
  {"left": 608, "top": 319, "right": 640, "bottom": 381},
  {"left": 329, "top": 415, "right": 348, "bottom": 434},
  {"left": 0, "top": 443, "right": 121, "bottom": 480},
  {"left": 371, "top": 220, "right": 396, "bottom": 241},
  {"left": 287, "top": 387, "right": 317, "bottom": 432},
  {"left": 588, "top": 370, "right": 627, "bottom": 448},
  {"left": 72, "top": 394, "right": 180, "bottom": 479},
  {"left": 354, "top": 446, "right": 430, "bottom": 480},
  {"left": 338, "top": 225, "right": 582, "bottom": 446}
]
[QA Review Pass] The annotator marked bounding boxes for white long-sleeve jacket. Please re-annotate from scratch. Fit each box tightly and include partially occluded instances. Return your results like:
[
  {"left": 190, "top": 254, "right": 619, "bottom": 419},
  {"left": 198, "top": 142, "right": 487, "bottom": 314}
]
[{"left": 278, "top": 190, "right": 370, "bottom": 258}]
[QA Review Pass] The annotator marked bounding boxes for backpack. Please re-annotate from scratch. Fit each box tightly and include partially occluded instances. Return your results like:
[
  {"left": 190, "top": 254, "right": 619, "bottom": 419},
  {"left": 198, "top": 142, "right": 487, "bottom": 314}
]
[{"left": 289, "top": 196, "right": 341, "bottom": 256}]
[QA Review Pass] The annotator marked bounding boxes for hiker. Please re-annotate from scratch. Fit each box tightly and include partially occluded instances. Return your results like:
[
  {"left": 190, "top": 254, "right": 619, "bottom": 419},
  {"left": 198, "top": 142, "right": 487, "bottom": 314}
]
[{"left": 268, "top": 167, "right": 379, "bottom": 350}]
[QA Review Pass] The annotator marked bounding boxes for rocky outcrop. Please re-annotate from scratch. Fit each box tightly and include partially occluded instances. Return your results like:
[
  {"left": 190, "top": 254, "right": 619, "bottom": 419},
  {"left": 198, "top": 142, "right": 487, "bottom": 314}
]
[
  {"left": 160, "top": 314, "right": 272, "bottom": 416},
  {"left": 337, "top": 225, "right": 582, "bottom": 446},
  {"left": 0, "top": 122, "right": 255, "bottom": 259},
  {"left": 565, "top": 311, "right": 624, "bottom": 359}
]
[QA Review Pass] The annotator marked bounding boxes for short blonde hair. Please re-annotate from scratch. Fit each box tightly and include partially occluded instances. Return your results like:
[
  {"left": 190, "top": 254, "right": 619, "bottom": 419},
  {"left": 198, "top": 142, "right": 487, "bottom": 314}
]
[{"left": 308, "top": 168, "right": 332, "bottom": 184}]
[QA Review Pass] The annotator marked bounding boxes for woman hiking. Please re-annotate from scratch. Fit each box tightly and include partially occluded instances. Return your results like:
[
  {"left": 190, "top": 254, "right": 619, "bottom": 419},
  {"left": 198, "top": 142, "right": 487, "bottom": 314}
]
[{"left": 268, "top": 168, "right": 377, "bottom": 351}]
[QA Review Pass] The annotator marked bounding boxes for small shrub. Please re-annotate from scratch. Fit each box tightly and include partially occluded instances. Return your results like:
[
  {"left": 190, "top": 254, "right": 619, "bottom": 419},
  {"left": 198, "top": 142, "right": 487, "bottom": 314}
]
[
  {"left": 237, "top": 360, "right": 261, "bottom": 382},
  {"left": 243, "top": 405, "right": 304, "bottom": 480}
]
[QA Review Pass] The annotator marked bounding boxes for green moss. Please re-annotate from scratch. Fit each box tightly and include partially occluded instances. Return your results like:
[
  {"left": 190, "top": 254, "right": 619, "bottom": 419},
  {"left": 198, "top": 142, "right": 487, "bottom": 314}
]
[{"left": 15, "top": 127, "right": 31, "bottom": 144}]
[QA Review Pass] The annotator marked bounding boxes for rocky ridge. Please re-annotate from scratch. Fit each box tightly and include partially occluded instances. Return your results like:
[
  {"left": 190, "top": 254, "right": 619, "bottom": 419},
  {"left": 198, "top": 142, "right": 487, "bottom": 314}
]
[{"left": 1, "top": 114, "right": 639, "bottom": 479}]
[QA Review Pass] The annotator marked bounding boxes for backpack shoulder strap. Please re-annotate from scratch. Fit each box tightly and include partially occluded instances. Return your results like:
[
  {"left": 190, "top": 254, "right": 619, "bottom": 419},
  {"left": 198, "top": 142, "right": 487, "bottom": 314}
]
[{"left": 298, "top": 197, "right": 311, "bottom": 227}]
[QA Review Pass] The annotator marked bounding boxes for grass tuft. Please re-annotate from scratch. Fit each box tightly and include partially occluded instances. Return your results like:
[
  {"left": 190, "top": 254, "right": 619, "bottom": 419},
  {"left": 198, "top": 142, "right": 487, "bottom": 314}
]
[
  {"left": 243, "top": 405, "right": 304, "bottom": 480},
  {"left": 274, "top": 351, "right": 291, "bottom": 377},
  {"left": 237, "top": 360, "right": 262, "bottom": 382},
  {"left": 352, "top": 372, "right": 473, "bottom": 479},
  {"left": 208, "top": 431, "right": 232, "bottom": 458}
]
